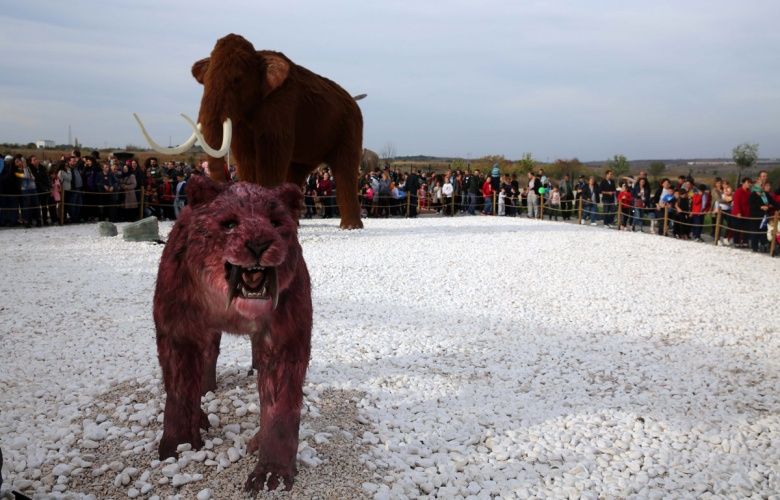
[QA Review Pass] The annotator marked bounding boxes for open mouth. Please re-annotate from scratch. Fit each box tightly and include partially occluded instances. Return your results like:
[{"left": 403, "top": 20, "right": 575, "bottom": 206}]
[{"left": 224, "top": 263, "right": 279, "bottom": 310}]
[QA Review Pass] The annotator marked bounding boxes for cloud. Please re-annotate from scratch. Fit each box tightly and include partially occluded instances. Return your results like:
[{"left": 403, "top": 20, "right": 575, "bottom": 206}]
[{"left": 1, "top": 0, "right": 779, "bottom": 159}]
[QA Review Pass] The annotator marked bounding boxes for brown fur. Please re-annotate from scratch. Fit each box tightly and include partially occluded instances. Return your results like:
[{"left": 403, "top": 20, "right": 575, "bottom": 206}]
[{"left": 193, "top": 33, "right": 364, "bottom": 229}]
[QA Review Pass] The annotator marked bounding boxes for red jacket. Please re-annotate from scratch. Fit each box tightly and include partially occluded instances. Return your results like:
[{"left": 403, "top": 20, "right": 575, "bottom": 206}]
[
  {"left": 481, "top": 179, "right": 493, "bottom": 198},
  {"left": 691, "top": 192, "right": 703, "bottom": 214},
  {"left": 617, "top": 190, "right": 633, "bottom": 209},
  {"left": 732, "top": 186, "right": 750, "bottom": 217}
]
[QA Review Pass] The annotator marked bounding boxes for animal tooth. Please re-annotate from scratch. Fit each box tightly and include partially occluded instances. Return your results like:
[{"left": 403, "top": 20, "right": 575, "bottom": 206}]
[{"left": 225, "top": 265, "right": 242, "bottom": 310}]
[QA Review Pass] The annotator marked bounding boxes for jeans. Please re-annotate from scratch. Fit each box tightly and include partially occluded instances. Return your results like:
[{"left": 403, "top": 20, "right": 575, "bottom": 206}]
[
  {"left": 174, "top": 198, "right": 186, "bottom": 219},
  {"left": 602, "top": 199, "right": 615, "bottom": 225},
  {"left": 691, "top": 214, "right": 703, "bottom": 239},
  {"left": 467, "top": 192, "right": 477, "bottom": 215},
  {"left": 483, "top": 195, "right": 492, "bottom": 214},
  {"left": 527, "top": 192, "right": 538, "bottom": 218},
  {"left": 66, "top": 190, "right": 82, "bottom": 222},
  {"left": 585, "top": 202, "right": 599, "bottom": 222}
]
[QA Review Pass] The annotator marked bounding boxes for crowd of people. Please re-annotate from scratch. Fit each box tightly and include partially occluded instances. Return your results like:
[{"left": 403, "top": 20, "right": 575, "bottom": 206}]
[
  {"left": 2, "top": 151, "right": 778, "bottom": 254},
  {"left": 348, "top": 165, "right": 780, "bottom": 253},
  {"left": 0, "top": 150, "right": 217, "bottom": 227}
]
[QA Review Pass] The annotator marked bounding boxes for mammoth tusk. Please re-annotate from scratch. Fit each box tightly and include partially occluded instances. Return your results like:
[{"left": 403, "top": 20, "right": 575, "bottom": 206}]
[
  {"left": 180, "top": 114, "right": 232, "bottom": 158},
  {"left": 132, "top": 113, "right": 198, "bottom": 155}
]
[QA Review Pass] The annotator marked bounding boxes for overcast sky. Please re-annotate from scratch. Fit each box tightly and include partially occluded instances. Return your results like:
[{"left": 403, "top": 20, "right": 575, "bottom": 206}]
[{"left": 1, "top": 0, "right": 778, "bottom": 161}]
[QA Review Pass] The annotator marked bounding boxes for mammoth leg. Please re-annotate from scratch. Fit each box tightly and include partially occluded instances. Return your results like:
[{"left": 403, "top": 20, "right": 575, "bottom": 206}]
[
  {"left": 331, "top": 149, "right": 363, "bottom": 229},
  {"left": 201, "top": 331, "right": 221, "bottom": 395},
  {"left": 157, "top": 335, "right": 205, "bottom": 459}
]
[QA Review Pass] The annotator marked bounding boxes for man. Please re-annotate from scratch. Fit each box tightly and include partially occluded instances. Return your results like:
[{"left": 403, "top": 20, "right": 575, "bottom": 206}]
[
  {"left": 466, "top": 169, "right": 480, "bottom": 215},
  {"left": 69, "top": 155, "right": 84, "bottom": 223},
  {"left": 527, "top": 171, "right": 540, "bottom": 219},
  {"left": 731, "top": 177, "right": 752, "bottom": 247},
  {"left": 559, "top": 174, "right": 573, "bottom": 220},
  {"left": 599, "top": 170, "right": 617, "bottom": 227},
  {"left": 405, "top": 169, "right": 421, "bottom": 217}
]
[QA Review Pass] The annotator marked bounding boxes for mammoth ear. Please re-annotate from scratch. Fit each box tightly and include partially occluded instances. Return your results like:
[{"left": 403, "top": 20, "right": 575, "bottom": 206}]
[
  {"left": 191, "top": 57, "right": 210, "bottom": 84},
  {"left": 259, "top": 53, "right": 289, "bottom": 94},
  {"left": 187, "top": 174, "right": 226, "bottom": 207},
  {"left": 273, "top": 183, "right": 303, "bottom": 220}
]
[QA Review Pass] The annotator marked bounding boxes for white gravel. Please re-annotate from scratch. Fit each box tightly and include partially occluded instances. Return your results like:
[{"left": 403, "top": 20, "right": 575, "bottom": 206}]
[{"left": 0, "top": 216, "right": 778, "bottom": 498}]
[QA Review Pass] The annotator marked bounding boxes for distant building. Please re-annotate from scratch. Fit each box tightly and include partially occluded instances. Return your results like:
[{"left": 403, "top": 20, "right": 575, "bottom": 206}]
[{"left": 36, "top": 140, "right": 55, "bottom": 149}]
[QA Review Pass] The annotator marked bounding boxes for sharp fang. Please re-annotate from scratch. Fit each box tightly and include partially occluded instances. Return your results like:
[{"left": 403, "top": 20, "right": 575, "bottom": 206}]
[
  {"left": 226, "top": 265, "right": 242, "bottom": 310},
  {"left": 269, "top": 268, "right": 279, "bottom": 310}
]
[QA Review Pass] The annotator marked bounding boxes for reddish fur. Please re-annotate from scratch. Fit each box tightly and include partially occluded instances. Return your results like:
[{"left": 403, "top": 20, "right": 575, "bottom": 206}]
[
  {"left": 193, "top": 33, "right": 364, "bottom": 229},
  {"left": 154, "top": 175, "right": 312, "bottom": 492}
]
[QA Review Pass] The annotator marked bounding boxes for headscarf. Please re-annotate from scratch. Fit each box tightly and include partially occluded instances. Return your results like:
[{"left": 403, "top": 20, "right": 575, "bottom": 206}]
[{"left": 752, "top": 183, "right": 768, "bottom": 204}]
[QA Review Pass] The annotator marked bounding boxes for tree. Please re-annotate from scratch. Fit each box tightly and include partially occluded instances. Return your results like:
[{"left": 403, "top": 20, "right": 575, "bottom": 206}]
[
  {"left": 607, "top": 154, "right": 630, "bottom": 178},
  {"left": 732, "top": 142, "right": 759, "bottom": 184},
  {"left": 517, "top": 152, "right": 535, "bottom": 174},
  {"left": 648, "top": 161, "right": 666, "bottom": 180},
  {"left": 380, "top": 142, "right": 397, "bottom": 161},
  {"left": 552, "top": 158, "right": 583, "bottom": 179}
]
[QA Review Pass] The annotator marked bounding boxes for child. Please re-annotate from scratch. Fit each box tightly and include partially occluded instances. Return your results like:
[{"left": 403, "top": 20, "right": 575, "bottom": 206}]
[
  {"left": 617, "top": 183, "right": 634, "bottom": 230},
  {"left": 547, "top": 186, "right": 561, "bottom": 220}
]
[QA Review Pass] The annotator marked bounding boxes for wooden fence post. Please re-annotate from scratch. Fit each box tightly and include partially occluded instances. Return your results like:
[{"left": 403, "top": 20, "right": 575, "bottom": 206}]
[
  {"left": 406, "top": 192, "right": 411, "bottom": 217},
  {"left": 663, "top": 206, "right": 669, "bottom": 236},
  {"left": 713, "top": 211, "right": 722, "bottom": 246},
  {"left": 492, "top": 191, "right": 497, "bottom": 216},
  {"left": 617, "top": 203, "right": 623, "bottom": 229},
  {"left": 770, "top": 212, "right": 779, "bottom": 257},
  {"left": 139, "top": 186, "right": 145, "bottom": 220},
  {"left": 577, "top": 196, "right": 583, "bottom": 224},
  {"left": 540, "top": 194, "right": 545, "bottom": 219},
  {"left": 451, "top": 192, "right": 455, "bottom": 215}
]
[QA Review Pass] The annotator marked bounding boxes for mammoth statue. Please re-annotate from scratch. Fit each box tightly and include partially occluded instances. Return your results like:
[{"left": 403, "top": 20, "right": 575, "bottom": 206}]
[
  {"left": 360, "top": 148, "right": 380, "bottom": 172},
  {"left": 135, "top": 33, "right": 365, "bottom": 229}
]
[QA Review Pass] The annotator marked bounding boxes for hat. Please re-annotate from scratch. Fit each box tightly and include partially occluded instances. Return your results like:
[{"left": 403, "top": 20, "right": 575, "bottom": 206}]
[{"left": 4, "top": 155, "right": 12, "bottom": 162}]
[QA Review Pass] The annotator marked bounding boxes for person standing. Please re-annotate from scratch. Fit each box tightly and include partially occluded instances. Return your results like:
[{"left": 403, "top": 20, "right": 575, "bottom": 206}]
[
  {"left": 731, "top": 177, "right": 752, "bottom": 247},
  {"left": 527, "top": 171, "right": 540, "bottom": 219},
  {"left": 405, "top": 170, "right": 420, "bottom": 218},
  {"left": 121, "top": 164, "right": 139, "bottom": 221},
  {"left": 173, "top": 173, "right": 187, "bottom": 219},
  {"left": 14, "top": 155, "right": 39, "bottom": 227},
  {"left": 559, "top": 174, "right": 573, "bottom": 220},
  {"left": 599, "top": 170, "right": 617, "bottom": 227},
  {"left": 69, "top": 156, "right": 84, "bottom": 223},
  {"left": 481, "top": 176, "right": 494, "bottom": 215},
  {"left": 30, "top": 156, "right": 51, "bottom": 225},
  {"left": 465, "top": 170, "right": 479, "bottom": 215}
]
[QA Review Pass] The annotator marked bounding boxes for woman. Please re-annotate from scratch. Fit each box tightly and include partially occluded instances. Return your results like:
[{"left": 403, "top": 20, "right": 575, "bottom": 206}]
[
  {"left": 710, "top": 178, "right": 723, "bottom": 237},
  {"left": 631, "top": 177, "right": 652, "bottom": 231},
  {"left": 431, "top": 181, "right": 443, "bottom": 213},
  {"left": 748, "top": 181, "right": 775, "bottom": 252},
  {"left": 582, "top": 176, "right": 600, "bottom": 225},
  {"left": 317, "top": 172, "right": 334, "bottom": 219},
  {"left": 94, "top": 162, "right": 118, "bottom": 221},
  {"left": 377, "top": 171, "right": 391, "bottom": 218},
  {"left": 121, "top": 164, "right": 139, "bottom": 221},
  {"left": 50, "top": 169, "right": 62, "bottom": 224},
  {"left": 674, "top": 189, "right": 691, "bottom": 239},
  {"left": 14, "top": 155, "right": 38, "bottom": 227}
]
